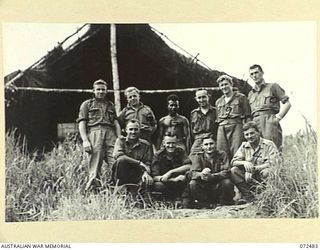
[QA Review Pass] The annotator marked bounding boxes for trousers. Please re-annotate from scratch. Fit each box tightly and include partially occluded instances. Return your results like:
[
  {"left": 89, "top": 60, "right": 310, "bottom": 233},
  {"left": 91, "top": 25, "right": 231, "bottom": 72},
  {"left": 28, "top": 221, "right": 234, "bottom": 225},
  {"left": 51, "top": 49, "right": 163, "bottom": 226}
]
[
  {"left": 253, "top": 114, "right": 282, "bottom": 149},
  {"left": 85, "top": 126, "right": 117, "bottom": 190},
  {"left": 217, "top": 123, "right": 244, "bottom": 160},
  {"left": 112, "top": 158, "right": 144, "bottom": 186},
  {"left": 152, "top": 181, "right": 186, "bottom": 199},
  {"left": 182, "top": 178, "right": 235, "bottom": 205}
]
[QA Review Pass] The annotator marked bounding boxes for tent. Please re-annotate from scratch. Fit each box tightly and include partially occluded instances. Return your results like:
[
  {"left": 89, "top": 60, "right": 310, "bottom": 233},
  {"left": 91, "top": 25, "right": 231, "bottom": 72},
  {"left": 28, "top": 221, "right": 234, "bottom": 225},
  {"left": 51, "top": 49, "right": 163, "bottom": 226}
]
[{"left": 5, "top": 24, "right": 251, "bottom": 150}]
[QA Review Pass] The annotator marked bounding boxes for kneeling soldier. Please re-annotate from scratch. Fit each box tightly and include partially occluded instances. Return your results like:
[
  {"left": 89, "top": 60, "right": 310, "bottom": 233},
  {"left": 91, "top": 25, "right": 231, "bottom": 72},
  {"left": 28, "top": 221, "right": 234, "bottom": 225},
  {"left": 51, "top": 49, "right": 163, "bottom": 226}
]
[
  {"left": 112, "top": 119, "right": 153, "bottom": 188},
  {"left": 152, "top": 135, "right": 192, "bottom": 200},
  {"left": 230, "top": 121, "right": 280, "bottom": 204},
  {"left": 182, "top": 135, "right": 235, "bottom": 208}
]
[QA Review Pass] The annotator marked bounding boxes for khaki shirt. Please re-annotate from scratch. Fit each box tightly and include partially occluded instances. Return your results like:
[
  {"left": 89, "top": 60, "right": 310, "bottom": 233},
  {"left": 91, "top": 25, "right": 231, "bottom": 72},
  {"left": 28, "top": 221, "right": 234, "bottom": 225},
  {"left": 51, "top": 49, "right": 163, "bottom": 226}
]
[
  {"left": 190, "top": 151, "right": 229, "bottom": 180},
  {"left": 118, "top": 102, "right": 157, "bottom": 135},
  {"left": 190, "top": 106, "right": 217, "bottom": 137},
  {"left": 77, "top": 98, "right": 117, "bottom": 127},
  {"left": 151, "top": 147, "right": 191, "bottom": 177},
  {"left": 215, "top": 92, "right": 251, "bottom": 124},
  {"left": 231, "top": 137, "right": 279, "bottom": 167},
  {"left": 248, "top": 82, "right": 289, "bottom": 116},
  {"left": 113, "top": 136, "right": 153, "bottom": 166}
]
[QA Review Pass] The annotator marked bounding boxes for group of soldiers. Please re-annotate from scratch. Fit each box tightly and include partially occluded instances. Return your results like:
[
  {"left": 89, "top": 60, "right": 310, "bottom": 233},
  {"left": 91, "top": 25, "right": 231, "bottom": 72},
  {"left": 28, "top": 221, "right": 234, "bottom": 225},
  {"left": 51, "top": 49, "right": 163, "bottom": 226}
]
[{"left": 77, "top": 64, "right": 291, "bottom": 208}]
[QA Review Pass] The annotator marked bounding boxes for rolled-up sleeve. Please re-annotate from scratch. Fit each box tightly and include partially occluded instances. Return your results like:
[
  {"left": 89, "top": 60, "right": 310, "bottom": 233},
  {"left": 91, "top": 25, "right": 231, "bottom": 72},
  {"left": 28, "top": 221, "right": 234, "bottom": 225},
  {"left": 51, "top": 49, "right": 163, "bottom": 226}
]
[
  {"left": 189, "top": 154, "right": 203, "bottom": 180},
  {"left": 266, "top": 141, "right": 280, "bottom": 166},
  {"left": 220, "top": 151, "right": 230, "bottom": 170},
  {"left": 76, "top": 101, "right": 88, "bottom": 123},
  {"left": 271, "top": 83, "right": 289, "bottom": 104},
  {"left": 230, "top": 143, "right": 246, "bottom": 166}
]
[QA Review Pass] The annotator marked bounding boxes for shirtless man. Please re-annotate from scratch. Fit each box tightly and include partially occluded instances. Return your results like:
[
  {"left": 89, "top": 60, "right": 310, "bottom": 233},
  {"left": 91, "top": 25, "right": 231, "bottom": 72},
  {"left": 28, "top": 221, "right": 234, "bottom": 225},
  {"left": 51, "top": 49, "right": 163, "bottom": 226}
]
[{"left": 157, "top": 94, "right": 191, "bottom": 153}]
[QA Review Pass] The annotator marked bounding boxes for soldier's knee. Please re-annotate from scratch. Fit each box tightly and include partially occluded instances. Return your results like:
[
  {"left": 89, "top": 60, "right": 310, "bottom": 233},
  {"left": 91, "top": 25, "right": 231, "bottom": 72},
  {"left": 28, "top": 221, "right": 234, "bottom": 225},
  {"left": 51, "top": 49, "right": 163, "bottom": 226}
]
[
  {"left": 153, "top": 181, "right": 166, "bottom": 192},
  {"left": 189, "top": 180, "right": 198, "bottom": 191},
  {"left": 221, "top": 178, "right": 233, "bottom": 187},
  {"left": 230, "top": 166, "right": 240, "bottom": 175}
]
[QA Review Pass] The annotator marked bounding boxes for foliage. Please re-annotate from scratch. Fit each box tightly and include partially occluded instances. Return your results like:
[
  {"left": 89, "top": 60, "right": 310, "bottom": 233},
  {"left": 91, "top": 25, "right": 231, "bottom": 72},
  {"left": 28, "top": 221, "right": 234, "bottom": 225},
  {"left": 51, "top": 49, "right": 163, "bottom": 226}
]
[{"left": 5, "top": 122, "right": 318, "bottom": 221}]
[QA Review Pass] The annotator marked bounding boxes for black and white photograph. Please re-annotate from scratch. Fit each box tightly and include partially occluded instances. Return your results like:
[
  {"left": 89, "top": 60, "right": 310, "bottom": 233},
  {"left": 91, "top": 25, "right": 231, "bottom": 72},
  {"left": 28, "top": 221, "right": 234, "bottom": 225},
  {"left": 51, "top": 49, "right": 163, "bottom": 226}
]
[{"left": 3, "top": 21, "right": 317, "bottom": 223}]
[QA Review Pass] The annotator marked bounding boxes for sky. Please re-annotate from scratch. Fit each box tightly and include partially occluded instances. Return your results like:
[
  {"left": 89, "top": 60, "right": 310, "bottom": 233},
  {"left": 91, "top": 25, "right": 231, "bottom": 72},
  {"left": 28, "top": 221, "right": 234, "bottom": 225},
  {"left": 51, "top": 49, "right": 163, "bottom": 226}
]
[{"left": 2, "top": 22, "right": 317, "bottom": 135}]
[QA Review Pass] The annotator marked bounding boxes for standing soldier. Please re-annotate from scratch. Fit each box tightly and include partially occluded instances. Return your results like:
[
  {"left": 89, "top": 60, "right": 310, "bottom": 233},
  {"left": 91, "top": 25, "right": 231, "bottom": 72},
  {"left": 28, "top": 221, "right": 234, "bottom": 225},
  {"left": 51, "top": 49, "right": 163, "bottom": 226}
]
[
  {"left": 77, "top": 79, "right": 121, "bottom": 192},
  {"left": 190, "top": 89, "right": 218, "bottom": 158},
  {"left": 248, "top": 64, "right": 291, "bottom": 149},
  {"left": 118, "top": 87, "right": 157, "bottom": 144},
  {"left": 215, "top": 75, "right": 251, "bottom": 160},
  {"left": 157, "top": 94, "right": 191, "bottom": 153}
]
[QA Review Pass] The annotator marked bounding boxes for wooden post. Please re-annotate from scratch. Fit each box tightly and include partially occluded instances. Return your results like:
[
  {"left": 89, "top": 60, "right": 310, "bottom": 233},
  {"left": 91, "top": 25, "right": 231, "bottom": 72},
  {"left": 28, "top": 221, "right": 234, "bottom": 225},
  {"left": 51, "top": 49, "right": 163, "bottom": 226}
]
[{"left": 110, "top": 24, "right": 121, "bottom": 115}]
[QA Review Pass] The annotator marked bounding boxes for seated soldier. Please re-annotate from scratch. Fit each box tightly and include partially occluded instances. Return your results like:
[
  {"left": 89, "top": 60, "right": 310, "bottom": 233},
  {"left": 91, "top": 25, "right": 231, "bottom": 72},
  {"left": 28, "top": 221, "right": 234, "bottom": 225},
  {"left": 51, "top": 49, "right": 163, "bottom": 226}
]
[
  {"left": 152, "top": 135, "right": 192, "bottom": 200},
  {"left": 112, "top": 119, "right": 153, "bottom": 190},
  {"left": 230, "top": 121, "right": 280, "bottom": 204},
  {"left": 182, "top": 135, "right": 235, "bottom": 208}
]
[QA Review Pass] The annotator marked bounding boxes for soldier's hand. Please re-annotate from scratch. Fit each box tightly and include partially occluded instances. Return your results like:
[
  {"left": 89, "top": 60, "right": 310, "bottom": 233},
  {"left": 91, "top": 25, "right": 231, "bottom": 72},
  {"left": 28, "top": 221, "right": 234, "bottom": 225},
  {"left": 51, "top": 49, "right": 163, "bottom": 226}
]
[
  {"left": 245, "top": 172, "right": 253, "bottom": 183},
  {"left": 140, "top": 162, "right": 151, "bottom": 174},
  {"left": 160, "top": 172, "right": 171, "bottom": 182},
  {"left": 200, "top": 172, "right": 210, "bottom": 181},
  {"left": 175, "top": 175, "right": 186, "bottom": 182},
  {"left": 83, "top": 140, "right": 92, "bottom": 154},
  {"left": 243, "top": 162, "right": 255, "bottom": 173},
  {"left": 202, "top": 168, "right": 211, "bottom": 174},
  {"left": 142, "top": 172, "right": 153, "bottom": 186},
  {"left": 219, "top": 170, "right": 229, "bottom": 178}
]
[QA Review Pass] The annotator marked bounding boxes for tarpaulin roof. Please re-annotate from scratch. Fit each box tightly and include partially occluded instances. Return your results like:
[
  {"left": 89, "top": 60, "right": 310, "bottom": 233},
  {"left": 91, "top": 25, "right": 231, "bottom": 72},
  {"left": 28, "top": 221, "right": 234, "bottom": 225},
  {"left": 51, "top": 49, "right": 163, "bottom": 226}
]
[{"left": 5, "top": 24, "right": 251, "bottom": 150}]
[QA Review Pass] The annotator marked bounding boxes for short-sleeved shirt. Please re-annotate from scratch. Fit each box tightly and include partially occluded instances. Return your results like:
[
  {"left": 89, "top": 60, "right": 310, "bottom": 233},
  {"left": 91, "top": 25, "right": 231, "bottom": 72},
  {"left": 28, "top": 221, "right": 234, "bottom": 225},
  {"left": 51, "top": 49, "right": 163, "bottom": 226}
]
[
  {"left": 248, "top": 82, "right": 289, "bottom": 116},
  {"left": 151, "top": 147, "right": 191, "bottom": 177},
  {"left": 215, "top": 92, "right": 251, "bottom": 124},
  {"left": 77, "top": 98, "right": 117, "bottom": 127},
  {"left": 190, "top": 151, "right": 229, "bottom": 179},
  {"left": 190, "top": 106, "right": 217, "bottom": 137},
  {"left": 118, "top": 102, "right": 157, "bottom": 135},
  {"left": 231, "top": 137, "right": 279, "bottom": 167},
  {"left": 113, "top": 136, "right": 153, "bottom": 166}
]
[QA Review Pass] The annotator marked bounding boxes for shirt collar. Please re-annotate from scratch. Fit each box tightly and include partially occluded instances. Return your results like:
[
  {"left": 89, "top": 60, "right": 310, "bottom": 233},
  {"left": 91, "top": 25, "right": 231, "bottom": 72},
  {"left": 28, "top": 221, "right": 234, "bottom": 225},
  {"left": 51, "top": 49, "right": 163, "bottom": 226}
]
[
  {"left": 253, "top": 80, "right": 267, "bottom": 92},
  {"left": 243, "top": 137, "right": 265, "bottom": 150},
  {"left": 127, "top": 102, "right": 144, "bottom": 109},
  {"left": 195, "top": 105, "right": 214, "bottom": 113},
  {"left": 159, "top": 148, "right": 180, "bottom": 158},
  {"left": 125, "top": 137, "right": 141, "bottom": 148}
]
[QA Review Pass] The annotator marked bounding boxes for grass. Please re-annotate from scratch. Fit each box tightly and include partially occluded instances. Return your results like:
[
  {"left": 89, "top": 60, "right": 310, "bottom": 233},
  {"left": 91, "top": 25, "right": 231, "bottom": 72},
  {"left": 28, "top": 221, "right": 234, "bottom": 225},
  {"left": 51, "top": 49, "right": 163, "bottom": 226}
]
[{"left": 5, "top": 122, "right": 318, "bottom": 222}]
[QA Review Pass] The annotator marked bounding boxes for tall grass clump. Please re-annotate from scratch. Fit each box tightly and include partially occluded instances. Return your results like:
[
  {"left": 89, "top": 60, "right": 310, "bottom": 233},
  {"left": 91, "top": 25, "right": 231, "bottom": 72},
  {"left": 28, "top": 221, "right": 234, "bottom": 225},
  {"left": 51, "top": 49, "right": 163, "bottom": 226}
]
[
  {"left": 255, "top": 122, "right": 318, "bottom": 218},
  {"left": 5, "top": 130, "right": 88, "bottom": 221},
  {"left": 5, "top": 130, "right": 174, "bottom": 221}
]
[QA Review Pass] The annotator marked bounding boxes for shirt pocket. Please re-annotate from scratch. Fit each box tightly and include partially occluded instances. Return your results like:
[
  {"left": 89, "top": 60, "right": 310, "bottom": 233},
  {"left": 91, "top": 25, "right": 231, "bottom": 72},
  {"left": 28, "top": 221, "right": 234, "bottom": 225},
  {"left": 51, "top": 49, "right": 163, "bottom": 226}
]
[
  {"left": 142, "top": 112, "right": 154, "bottom": 125},
  {"left": 216, "top": 103, "right": 226, "bottom": 117},
  {"left": 191, "top": 114, "right": 200, "bottom": 132},
  {"left": 106, "top": 109, "right": 116, "bottom": 124},
  {"left": 230, "top": 99, "right": 240, "bottom": 115},
  {"left": 88, "top": 108, "right": 100, "bottom": 122}
]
